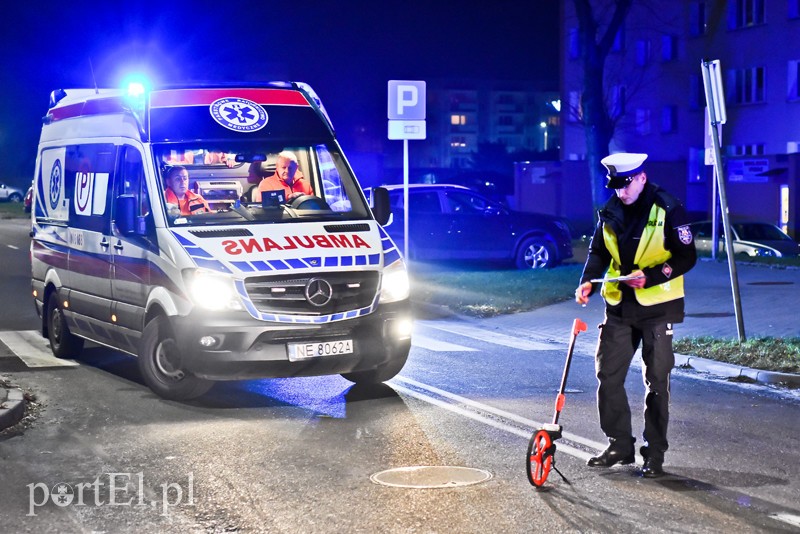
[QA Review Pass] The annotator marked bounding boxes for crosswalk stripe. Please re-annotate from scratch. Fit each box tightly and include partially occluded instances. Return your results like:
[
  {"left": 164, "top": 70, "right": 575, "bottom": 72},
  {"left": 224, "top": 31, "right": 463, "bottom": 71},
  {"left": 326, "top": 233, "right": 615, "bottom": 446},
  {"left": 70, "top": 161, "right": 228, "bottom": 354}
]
[
  {"left": 412, "top": 333, "right": 477, "bottom": 352},
  {"left": 417, "top": 320, "right": 558, "bottom": 351},
  {"left": 0, "top": 330, "right": 79, "bottom": 367}
]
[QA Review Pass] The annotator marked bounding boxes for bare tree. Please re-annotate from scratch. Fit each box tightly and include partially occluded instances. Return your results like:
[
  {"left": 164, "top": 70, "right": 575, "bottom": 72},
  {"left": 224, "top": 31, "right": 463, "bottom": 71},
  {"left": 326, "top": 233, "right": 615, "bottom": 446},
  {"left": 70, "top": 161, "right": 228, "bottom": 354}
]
[{"left": 572, "top": 0, "right": 633, "bottom": 210}]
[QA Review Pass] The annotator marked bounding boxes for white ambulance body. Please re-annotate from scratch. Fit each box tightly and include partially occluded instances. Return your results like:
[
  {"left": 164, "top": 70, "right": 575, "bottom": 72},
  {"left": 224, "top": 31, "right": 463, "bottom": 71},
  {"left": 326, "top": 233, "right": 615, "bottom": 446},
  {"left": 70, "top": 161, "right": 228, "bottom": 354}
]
[{"left": 31, "top": 83, "right": 411, "bottom": 400}]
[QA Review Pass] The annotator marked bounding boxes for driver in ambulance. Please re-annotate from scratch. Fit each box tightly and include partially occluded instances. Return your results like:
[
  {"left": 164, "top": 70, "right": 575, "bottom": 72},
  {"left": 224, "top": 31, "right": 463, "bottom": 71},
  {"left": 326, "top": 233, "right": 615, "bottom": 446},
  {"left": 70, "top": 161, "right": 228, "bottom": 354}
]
[
  {"left": 163, "top": 165, "right": 210, "bottom": 215},
  {"left": 252, "top": 151, "right": 313, "bottom": 203}
]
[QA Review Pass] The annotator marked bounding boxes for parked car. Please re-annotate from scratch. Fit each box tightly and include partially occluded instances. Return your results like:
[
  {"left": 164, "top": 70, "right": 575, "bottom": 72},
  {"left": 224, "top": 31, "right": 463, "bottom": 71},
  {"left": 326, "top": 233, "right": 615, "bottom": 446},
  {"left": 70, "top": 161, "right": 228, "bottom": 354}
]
[
  {"left": 369, "top": 184, "right": 573, "bottom": 269},
  {"left": 0, "top": 182, "right": 24, "bottom": 203},
  {"left": 690, "top": 220, "right": 800, "bottom": 258},
  {"left": 23, "top": 186, "right": 33, "bottom": 213}
]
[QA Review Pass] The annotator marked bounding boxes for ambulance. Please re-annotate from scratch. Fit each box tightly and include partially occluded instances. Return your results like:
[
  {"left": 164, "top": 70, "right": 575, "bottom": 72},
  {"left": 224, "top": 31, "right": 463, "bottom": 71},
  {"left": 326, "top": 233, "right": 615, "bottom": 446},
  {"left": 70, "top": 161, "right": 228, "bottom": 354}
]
[{"left": 30, "top": 82, "right": 411, "bottom": 400}]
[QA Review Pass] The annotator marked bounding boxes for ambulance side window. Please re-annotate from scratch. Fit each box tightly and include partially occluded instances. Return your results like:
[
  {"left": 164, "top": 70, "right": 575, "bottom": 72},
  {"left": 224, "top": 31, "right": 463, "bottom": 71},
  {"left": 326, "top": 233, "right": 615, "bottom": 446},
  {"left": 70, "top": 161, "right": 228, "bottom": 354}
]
[
  {"left": 115, "top": 146, "right": 155, "bottom": 242},
  {"left": 67, "top": 144, "right": 116, "bottom": 234}
]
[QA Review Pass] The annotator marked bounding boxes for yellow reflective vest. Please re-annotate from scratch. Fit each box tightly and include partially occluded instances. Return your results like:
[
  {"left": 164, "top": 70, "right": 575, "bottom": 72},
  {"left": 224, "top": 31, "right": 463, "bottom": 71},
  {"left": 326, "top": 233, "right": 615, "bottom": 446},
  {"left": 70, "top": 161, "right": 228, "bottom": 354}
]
[{"left": 601, "top": 203, "right": 684, "bottom": 306}]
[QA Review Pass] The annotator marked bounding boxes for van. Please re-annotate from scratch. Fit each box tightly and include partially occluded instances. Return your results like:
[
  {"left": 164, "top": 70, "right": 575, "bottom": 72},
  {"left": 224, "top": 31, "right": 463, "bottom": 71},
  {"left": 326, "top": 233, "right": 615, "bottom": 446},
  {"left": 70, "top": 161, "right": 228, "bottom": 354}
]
[{"left": 30, "top": 82, "right": 411, "bottom": 400}]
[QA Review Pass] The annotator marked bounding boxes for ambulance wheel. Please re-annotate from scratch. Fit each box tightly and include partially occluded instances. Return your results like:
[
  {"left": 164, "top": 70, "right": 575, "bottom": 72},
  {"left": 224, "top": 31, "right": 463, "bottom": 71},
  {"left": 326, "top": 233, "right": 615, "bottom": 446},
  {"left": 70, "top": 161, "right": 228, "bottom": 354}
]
[
  {"left": 138, "top": 316, "right": 213, "bottom": 401},
  {"left": 341, "top": 345, "right": 410, "bottom": 385},
  {"left": 515, "top": 237, "right": 557, "bottom": 270},
  {"left": 46, "top": 292, "right": 84, "bottom": 359}
]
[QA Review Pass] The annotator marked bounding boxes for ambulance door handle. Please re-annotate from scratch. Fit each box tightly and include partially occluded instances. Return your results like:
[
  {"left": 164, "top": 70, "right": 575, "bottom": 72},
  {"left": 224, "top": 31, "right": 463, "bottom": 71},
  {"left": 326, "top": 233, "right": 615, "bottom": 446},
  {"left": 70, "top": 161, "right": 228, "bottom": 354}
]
[
  {"left": 99, "top": 238, "right": 110, "bottom": 250},
  {"left": 113, "top": 240, "right": 124, "bottom": 252}
]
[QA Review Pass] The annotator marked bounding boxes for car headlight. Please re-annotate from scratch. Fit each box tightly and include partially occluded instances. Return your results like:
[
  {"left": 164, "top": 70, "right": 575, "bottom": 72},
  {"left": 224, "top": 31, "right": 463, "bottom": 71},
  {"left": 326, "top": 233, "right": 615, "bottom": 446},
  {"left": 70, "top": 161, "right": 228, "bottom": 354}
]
[
  {"left": 753, "top": 248, "right": 777, "bottom": 257},
  {"left": 182, "top": 269, "right": 243, "bottom": 311},
  {"left": 380, "top": 260, "right": 410, "bottom": 303}
]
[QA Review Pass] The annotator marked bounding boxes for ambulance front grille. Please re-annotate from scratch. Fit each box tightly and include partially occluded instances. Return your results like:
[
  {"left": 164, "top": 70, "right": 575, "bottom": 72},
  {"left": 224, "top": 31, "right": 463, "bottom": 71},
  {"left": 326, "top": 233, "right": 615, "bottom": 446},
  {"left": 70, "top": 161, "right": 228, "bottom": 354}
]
[{"left": 243, "top": 272, "right": 380, "bottom": 316}]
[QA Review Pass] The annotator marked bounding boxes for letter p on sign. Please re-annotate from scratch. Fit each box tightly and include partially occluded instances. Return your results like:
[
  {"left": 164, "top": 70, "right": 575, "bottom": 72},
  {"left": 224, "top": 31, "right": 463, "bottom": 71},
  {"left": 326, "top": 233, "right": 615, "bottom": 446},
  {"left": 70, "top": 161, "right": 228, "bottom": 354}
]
[{"left": 388, "top": 80, "right": 426, "bottom": 120}]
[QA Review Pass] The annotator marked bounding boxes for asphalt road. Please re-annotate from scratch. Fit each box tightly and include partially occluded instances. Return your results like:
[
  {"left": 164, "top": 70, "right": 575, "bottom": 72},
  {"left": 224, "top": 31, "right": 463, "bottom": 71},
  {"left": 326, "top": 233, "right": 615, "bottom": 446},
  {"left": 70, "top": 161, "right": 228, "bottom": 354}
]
[{"left": 1, "top": 218, "right": 799, "bottom": 533}]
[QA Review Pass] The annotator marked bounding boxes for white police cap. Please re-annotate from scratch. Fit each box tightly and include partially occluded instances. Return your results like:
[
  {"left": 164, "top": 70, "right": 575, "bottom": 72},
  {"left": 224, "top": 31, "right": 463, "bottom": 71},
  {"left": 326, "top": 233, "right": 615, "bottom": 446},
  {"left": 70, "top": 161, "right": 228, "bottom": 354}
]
[{"left": 601, "top": 152, "right": 648, "bottom": 189}]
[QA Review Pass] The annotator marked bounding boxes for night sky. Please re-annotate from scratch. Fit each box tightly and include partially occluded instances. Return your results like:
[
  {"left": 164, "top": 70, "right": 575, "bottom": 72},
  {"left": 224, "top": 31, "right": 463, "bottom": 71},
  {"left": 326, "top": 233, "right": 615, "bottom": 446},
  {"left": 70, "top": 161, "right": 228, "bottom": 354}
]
[{"left": 0, "top": 0, "right": 559, "bottom": 183}]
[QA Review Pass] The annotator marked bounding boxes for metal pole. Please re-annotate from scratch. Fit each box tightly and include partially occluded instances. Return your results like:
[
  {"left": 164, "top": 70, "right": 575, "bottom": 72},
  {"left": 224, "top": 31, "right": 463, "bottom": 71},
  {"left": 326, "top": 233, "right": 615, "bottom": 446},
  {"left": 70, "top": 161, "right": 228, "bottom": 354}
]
[
  {"left": 702, "top": 60, "right": 746, "bottom": 342},
  {"left": 711, "top": 164, "right": 718, "bottom": 260},
  {"left": 403, "top": 138, "right": 409, "bottom": 261}
]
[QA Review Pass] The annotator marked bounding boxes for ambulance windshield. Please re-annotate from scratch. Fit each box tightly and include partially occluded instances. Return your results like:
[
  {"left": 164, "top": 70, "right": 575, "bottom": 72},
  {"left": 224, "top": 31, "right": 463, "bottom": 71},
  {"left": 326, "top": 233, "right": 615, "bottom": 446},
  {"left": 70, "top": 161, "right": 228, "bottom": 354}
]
[{"left": 155, "top": 142, "right": 371, "bottom": 227}]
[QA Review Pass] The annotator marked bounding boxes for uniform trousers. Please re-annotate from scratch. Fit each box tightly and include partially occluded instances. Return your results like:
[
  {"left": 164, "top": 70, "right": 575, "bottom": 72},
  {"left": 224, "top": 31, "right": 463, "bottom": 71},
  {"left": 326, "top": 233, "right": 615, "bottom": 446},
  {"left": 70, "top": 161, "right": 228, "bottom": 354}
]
[{"left": 594, "top": 312, "right": 675, "bottom": 459}]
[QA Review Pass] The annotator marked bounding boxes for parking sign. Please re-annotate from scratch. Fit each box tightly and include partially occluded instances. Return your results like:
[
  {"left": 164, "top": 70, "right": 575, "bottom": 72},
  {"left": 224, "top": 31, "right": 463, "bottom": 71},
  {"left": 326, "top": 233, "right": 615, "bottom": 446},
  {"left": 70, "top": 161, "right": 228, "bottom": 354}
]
[{"left": 388, "top": 81, "right": 426, "bottom": 119}]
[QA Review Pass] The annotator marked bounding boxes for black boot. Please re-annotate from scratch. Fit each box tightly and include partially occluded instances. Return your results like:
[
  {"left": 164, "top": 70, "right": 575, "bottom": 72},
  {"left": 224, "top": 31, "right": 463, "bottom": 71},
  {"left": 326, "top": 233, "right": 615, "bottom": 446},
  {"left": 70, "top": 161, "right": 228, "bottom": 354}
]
[
  {"left": 638, "top": 447, "right": 665, "bottom": 477},
  {"left": 587, "top": 446, "right": 635, "bottom": 467}
]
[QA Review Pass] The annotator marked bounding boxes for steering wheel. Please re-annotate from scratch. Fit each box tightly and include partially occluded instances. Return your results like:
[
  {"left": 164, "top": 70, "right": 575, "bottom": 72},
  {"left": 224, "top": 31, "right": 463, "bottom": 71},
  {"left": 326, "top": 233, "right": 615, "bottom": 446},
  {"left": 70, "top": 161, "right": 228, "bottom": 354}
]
[{"left": 289, "top": 194, "right": 330, "bottom": 211}]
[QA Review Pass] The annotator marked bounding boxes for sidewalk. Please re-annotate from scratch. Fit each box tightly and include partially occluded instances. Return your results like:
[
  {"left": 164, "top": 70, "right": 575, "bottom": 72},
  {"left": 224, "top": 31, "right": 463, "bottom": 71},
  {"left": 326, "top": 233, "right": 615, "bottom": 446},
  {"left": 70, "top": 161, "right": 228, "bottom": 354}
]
[{"left": 463, "top": 258, "right": 800, "bottom": 387}]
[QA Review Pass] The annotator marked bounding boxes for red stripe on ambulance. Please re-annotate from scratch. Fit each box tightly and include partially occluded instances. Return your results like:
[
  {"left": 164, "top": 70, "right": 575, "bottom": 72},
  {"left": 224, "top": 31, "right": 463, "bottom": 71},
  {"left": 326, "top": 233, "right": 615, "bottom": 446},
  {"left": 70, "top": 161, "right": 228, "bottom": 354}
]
[
  {"left": 222, "top": 234, "right": 372, "bottom": 255},
  {"left": 150, "top": 88, "right": 310, "bottom": 108}
]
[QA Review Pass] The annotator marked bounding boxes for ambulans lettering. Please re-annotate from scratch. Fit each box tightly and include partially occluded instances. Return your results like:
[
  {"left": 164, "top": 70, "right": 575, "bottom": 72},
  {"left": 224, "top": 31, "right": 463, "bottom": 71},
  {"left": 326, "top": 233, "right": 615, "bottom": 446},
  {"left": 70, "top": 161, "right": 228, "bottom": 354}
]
[{"left": 221, "top": 234, "right": 371, "bottom": 255}]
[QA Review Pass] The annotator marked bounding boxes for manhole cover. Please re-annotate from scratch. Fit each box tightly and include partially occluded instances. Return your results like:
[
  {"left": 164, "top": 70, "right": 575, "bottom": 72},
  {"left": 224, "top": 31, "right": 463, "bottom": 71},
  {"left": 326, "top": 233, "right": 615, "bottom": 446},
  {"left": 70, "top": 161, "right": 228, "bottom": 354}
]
[
  {"left": 747, "top": 281, "right": 794, "bottom": 286},
  {"left": 370, "top": 466, "right": 493, "bottom": 489}
]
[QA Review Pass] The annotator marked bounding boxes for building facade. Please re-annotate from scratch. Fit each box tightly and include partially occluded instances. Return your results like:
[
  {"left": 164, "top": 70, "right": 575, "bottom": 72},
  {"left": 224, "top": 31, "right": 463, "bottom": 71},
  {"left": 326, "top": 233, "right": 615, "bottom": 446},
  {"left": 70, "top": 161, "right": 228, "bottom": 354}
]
[{"left": 556, "top": 0, "right": 800, "bottom": 235}]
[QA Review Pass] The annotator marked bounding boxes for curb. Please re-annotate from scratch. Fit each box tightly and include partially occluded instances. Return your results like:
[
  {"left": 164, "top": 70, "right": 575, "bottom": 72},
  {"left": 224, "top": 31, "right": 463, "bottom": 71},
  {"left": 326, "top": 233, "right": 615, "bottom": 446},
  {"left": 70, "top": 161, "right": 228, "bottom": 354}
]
[
  {"left": 675, "top": 353, "right": 800, "bottom": 386},
  {"left": 0, "top": 386, "right": 25, "bottom": 432}
]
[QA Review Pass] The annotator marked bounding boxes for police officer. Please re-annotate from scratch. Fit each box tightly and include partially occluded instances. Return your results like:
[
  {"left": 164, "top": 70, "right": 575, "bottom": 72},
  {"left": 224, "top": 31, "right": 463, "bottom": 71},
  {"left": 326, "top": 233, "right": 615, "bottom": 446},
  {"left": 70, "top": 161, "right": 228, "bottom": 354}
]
[{"left": 575, "top": 153, "right": 696, "bottom": 478}]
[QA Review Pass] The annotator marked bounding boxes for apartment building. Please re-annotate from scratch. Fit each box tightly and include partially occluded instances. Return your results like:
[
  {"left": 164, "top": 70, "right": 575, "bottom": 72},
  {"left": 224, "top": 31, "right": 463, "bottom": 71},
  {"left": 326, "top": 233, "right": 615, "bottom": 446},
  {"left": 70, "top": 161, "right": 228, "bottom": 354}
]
[{"left": 556, "top": 0, "right": 800, "bottom": 234}]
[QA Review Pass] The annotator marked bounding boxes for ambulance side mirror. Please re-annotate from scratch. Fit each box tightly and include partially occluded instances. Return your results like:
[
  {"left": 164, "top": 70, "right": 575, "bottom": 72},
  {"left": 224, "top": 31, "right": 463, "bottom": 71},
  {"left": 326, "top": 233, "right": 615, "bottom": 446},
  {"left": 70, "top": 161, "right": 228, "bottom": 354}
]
[
  {"left": 371, "top": 186, "right": 391, "bottom": 226},
  {"left": 115, "top": 194, "right": 146, "bottom": 236}
]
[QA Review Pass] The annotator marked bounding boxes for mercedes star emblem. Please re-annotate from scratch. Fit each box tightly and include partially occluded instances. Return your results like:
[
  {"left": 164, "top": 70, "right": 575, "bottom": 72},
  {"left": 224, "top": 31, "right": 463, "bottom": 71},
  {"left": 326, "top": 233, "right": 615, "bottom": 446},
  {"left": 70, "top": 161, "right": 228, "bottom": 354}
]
[{"left": 305, "top": 278, "right": 333, "bottom": 307}]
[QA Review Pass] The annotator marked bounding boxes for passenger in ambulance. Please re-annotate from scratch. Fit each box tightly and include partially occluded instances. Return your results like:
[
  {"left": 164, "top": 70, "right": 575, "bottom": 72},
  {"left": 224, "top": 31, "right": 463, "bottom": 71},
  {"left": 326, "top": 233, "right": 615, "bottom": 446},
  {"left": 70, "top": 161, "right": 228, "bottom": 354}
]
[
  {"left": 164, "top": 149, "right": 197, "bottom": 165},
  {"left": 241, "top": 161, "right": 265, "bottom": 203},
  {"left": 252, "top": 151, "right": 313, "bottom": 203},
  {"left": 204, "top": 151, "right": 236, "bottom": 167},
  {"left": 163, "top": 166, "right": 211, "bottom": 216}
]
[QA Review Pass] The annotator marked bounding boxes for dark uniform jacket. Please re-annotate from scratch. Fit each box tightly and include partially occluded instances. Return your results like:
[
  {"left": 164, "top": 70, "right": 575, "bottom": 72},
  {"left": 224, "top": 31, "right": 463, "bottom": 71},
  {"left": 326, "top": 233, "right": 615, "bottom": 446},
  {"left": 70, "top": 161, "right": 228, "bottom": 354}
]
[{"left": 580, "top": 182, "right": 697, "bottom": 324}]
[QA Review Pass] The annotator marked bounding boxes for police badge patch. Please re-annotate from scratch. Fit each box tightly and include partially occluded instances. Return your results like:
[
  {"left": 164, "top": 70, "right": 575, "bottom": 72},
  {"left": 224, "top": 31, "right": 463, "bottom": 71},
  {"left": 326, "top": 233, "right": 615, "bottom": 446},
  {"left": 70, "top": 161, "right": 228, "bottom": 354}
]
[{"left": 678, "top": 225, "right": 693, "bottom": 244}]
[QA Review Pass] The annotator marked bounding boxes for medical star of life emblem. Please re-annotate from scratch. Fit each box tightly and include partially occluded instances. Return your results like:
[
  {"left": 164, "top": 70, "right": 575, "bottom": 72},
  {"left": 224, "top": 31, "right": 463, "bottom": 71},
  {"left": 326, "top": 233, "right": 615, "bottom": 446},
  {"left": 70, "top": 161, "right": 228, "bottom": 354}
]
[
  {"left": 678, "top": 225, "right": 693, "bottom": 245},
  {"left": 210, "top": 97, "right": 268, "bottom": 132},
  {"left": 49, "top": 160, "right": 62, "bottom": 210}
]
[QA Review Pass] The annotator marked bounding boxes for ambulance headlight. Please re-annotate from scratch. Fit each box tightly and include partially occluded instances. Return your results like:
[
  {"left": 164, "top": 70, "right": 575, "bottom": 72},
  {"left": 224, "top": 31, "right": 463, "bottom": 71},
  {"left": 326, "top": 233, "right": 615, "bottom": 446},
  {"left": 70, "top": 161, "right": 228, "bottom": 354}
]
[
  {"left": 183, "top": 269, "right": 243, "bottom": 311},
  {"left": 379, "top": 260, "right": 410, "bottom": 304}
]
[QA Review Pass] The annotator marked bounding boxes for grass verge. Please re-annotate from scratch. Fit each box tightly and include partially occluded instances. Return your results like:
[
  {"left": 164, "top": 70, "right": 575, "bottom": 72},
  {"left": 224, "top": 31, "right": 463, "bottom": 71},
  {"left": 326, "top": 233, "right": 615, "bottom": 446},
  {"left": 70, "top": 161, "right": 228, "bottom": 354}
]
[
  {"left": 410, "top": 263, "right": 584, "bottom": 318},
  {"left": 0, "top": 202, "right": 28, "bottom": 219},
  {"left": 673, "top": 336, "right": 800, "bottom": 374}
]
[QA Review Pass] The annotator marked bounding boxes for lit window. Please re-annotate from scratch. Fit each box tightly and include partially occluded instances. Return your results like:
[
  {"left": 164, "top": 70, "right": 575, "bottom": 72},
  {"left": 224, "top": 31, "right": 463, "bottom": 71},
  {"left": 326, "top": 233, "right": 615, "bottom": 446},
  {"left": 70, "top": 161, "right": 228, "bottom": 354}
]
[
  {"left": 661, "top": 105, "right": 678, "bottom": 133},
  {"left": 450, "top": 114, "right": 466, "bottom": 125},
  {"left": 636, "top": 108, "right": 651, "bottom": 135},
  {"left": 611, "top": 85, "right": 626, "bottom": 118},
  {"left": 789, "top": 60, "right": 800, "bottom": 100},
  {"left": 661, "top": 34, "right": 677, "bottom": 61},
  {"left": 690, "top": 2, "right": 707, "bottom": 36},
  {"left": 727, "top": 66, "right": 766, "bottom": 104},
  {"left": 729, "top": 0, "right": 765, "bottom": 29},
  {"left": 636, "top": 39, "right": 651, "bottom": 66}
]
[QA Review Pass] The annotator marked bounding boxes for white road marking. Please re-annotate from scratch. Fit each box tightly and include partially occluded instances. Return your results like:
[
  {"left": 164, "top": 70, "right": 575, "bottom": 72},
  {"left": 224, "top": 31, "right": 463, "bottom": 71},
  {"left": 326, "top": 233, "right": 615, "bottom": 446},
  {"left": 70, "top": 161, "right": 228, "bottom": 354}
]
[
  {"left": 392, "top": 375, "right": 603, "bottom": 462},
  {"left": 0, "top": 330, "right": 79, "bottom": 367},
  {"left": 770, "top": 513, "right": 800, "bottom": 528},
  {"left": 411, "top": 333, "right": 477, "bottom": 352},
  {"left": 7, "top": 244, "right": 19, "bottom": 250},
  {"left": 417, "top": 320, "right": 558, "bottom": 351}
]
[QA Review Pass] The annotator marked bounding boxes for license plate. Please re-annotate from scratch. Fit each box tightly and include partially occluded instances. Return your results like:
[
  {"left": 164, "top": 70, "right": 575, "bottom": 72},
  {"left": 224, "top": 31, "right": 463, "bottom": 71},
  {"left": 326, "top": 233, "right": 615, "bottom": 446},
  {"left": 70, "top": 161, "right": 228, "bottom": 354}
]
[{"left": 287, "top": 339, "right": 354, "bottom": 361}]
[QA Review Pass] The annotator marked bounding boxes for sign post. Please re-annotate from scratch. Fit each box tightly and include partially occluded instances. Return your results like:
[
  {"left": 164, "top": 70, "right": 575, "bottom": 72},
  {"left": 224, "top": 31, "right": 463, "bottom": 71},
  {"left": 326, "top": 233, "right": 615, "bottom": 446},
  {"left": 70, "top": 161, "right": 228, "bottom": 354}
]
[
  {"left": 701, "top": 59, "right": 746, "bottom": 342},
  {"left": 388, "top": 80, "right": 426, "bottom": 261}
]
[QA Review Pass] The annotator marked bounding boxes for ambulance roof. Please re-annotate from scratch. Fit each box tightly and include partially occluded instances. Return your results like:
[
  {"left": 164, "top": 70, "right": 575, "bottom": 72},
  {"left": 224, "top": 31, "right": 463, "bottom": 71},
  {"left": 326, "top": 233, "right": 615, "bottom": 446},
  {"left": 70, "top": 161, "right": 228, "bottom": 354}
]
[{"left": 43, "top": 82, "right": 334, "bottom": 144}]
